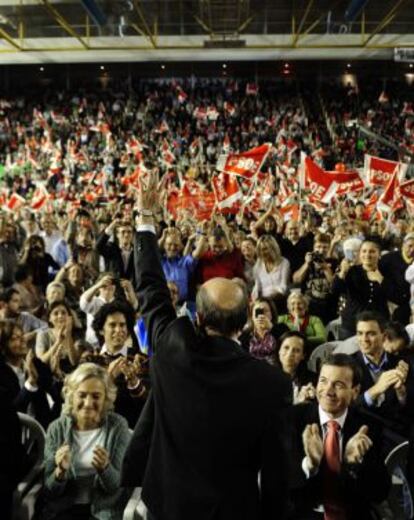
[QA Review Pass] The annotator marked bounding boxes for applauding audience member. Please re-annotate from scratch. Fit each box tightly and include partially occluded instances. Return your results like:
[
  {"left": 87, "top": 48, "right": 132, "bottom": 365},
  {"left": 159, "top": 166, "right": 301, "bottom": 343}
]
[
  {"left": 290, "top": 354, "right": 390, "bottom": 520},
  {"left": 276, "top": 331, "right": 316, "bottom": 404},
  {"left": 41, "top": 363, "right": 131, "bottom": 520},
  {"left": 279, "top": 292, "right": 327, "bottom": 350}
]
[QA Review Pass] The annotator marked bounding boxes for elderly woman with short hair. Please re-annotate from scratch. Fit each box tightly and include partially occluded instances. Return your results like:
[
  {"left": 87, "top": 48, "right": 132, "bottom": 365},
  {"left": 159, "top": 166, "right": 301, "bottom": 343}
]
[
  {"left": 41, "top": 363, "right": 131, "bottom": 520},
  {"left": 278, "top": 291, "right": 327, "bottom": 351}
]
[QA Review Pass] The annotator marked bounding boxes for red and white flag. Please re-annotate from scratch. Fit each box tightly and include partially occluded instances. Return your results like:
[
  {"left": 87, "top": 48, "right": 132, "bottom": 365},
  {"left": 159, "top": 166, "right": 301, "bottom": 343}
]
[
  {"left": 177, "top": 180, "right": 216, "bottom": 220},
  {"left": 301, "top": 154, "right": 364, "bottom": 203},
  {"left": 161, "top": 139, "right": 175, "bottom": 165},
  {"left": 378, "top": 170, "right": 403, "bottom": 212},
  {"left": 246, "top": 83, "right": 259, "bottom": 96},
  {"left": 154, "top": 120, "right": 170, "bottom": 134},
  {"left": 176, "top": 86, "right": 188, "bottom": 104},
  {"left": 193, "top": 107, "right": 207, "bottom": 120},
  {"left": 31, "top": 185, "right": 49, "bottom": 211},
  {"left": 6, "top": 193, "right": 26, "bottom": 211},
  {"left": 400, "top": 179, "right": 414, "bottom": 202},
  {"left": 207, "top": 106, "right": 219, "bottom": 121},
  {"left": 222, "top": 134, "right": 230, "bottom": 153},
  {"left": 223, "top": 102, "right": 236, "bottom": 116},
  {"left": 211, "top": 173, "right": 242, "bottom": 211},
  {"left": 216, "top": 143, "right": 271, "bottom": 180},
  {"left": 189, "top": 137, "right": 201, "bottom": 156},
  {"left": 364, "top": 154, "right": 408, "bottom": 187}
]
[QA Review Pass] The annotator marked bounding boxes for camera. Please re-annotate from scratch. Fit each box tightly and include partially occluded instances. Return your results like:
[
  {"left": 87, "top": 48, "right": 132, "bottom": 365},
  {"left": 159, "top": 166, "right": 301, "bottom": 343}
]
[
  {"left": 255, "top": 308, "right": 265, "bottom": 318},
  {"left": 312, "top": 252, "right": 324, "bottom": 264}
]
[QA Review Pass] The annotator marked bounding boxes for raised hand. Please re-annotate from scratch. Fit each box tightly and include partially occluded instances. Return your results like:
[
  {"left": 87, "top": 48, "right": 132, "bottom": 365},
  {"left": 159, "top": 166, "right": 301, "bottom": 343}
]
[
  {"left": 136, "top": 168, "right": 159, "bottom": 212},
  {"left": 344, "top": 425, "right": 372, "bottom": 464},
  {"left": 303, "top": 423, "right": 323, "bottom": 471}
]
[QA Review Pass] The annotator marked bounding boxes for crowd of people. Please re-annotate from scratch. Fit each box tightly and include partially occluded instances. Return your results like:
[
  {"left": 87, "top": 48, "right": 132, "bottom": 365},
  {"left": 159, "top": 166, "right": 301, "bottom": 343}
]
[{"left": 1, "top": 77, "right": 414, "bottom": 520}]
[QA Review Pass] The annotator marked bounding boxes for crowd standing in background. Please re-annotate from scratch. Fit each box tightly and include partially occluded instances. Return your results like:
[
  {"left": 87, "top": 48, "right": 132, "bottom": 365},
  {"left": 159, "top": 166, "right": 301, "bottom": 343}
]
[{"left": 1, "top": 77, "right": 414, "bottom": 519}]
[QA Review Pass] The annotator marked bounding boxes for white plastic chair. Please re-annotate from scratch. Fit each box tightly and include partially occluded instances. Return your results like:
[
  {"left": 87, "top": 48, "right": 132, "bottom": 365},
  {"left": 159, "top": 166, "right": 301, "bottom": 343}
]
[
  {"left": 307, "top": 342, "right": 338, "bottom": 373},
  {"left": 13, "top": 413, "right": 46, "bottom": 520},
  {"left": 123, "top": 487, "right": 147, "bottom": 520},
  {"left": 384, "top": 441, "right": 413, "bottom": 520}
]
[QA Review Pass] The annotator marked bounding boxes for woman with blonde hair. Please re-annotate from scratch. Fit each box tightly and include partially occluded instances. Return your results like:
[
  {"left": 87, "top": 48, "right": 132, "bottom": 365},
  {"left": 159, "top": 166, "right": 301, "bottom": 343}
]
[
  {"left": 252, "top": 235, "right": 290, "bottom": 301},
  {"left": 40, "top": 363, "right": 131, "bottom": 520}
]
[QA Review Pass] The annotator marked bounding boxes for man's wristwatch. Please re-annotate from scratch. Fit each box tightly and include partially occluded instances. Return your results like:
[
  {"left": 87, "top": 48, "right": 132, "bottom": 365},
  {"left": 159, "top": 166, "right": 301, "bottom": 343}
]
[{"left": 137, "top": 209, "right": 154, "bottom": 217}]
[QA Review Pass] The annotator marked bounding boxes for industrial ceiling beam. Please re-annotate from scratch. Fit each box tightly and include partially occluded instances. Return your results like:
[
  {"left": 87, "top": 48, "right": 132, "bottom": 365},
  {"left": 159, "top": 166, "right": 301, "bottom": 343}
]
[
  {"left": 301, "top": 0, "right": 343, "bottom": 38},
  {"left": 364, "top": 0, "right": 409, "bottom": 46},
  {"left": 0, "top": 26, "right": 21, "bottom": 50},
  {"left": 237, "top": 15, "right": 253, "bottom": 33},
  {"left": 40, "top": 0, "right": 89, "bottom": 49},
  {"left": 132, "top": 0, "right": 157, "bottom": 48},
  {"left": 292, "top": 0, "right": 314, "bottom": 47},
  {"left": 193, "top": 14, "right": 213, "bottom": 35}
]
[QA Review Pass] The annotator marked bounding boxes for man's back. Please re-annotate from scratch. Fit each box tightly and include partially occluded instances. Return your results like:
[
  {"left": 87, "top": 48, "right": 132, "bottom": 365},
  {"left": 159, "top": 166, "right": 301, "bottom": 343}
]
[{"left": 128, "top": 230, "right": 292, "bottom": 520}]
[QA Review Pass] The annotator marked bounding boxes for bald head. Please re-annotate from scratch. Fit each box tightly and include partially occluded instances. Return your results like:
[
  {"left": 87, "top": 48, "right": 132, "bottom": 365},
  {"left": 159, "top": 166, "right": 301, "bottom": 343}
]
[
  {"left": 202, "top": 278, "right": 245, "bottom": 311},
  {"left": 196, "top": 277, "right": 247, "bottom": 337}
]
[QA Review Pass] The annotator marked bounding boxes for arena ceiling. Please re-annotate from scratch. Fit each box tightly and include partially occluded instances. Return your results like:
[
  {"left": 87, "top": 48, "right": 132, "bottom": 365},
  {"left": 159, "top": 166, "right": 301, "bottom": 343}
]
[{"left": 0, "top": 0, "right": 413, "bottom": 63}]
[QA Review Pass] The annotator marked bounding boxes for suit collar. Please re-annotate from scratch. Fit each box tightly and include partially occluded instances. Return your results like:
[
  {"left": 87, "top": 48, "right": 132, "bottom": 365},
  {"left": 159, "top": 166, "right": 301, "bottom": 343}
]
[{"left": 197, "top": 333, "right": 251, "bottom": 361}]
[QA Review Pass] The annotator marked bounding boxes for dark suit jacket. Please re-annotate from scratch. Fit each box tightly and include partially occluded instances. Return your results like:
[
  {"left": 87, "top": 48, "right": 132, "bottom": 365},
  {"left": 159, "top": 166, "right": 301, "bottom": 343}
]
[
  {"left": 352, "top": 351, "right": 411, "bottom": 434},
  {"left": 96, "top": 231, "right": 136, "bottom": 285},
  {"left": 289, "top": 402, "right": 391, "bottom": 520},
  {"left": 0, "top": 388, "right": 25, "bottom": 520},
  {"left": 0, "top": 356, "right": 52, "bottom": 428},
  {"left": 123, "top": 231, "right": 292, "bottom": 520}
]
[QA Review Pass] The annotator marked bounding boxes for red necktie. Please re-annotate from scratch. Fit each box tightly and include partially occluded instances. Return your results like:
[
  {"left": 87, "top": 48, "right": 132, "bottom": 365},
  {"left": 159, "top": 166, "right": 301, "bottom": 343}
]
[{"left": 323, "top": 420, "right": 347, "bottom": 520}]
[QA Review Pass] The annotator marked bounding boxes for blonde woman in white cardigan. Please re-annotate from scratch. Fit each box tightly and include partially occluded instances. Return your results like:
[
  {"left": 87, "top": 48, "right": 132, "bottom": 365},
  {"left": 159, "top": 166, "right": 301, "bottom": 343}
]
[{"left": 252, "top": 234, "right": 290, "bottom": 300}]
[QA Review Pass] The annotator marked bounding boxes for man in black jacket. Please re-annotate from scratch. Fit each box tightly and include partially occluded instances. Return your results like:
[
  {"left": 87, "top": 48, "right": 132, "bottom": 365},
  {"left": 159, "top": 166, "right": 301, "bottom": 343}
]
[
  {"left": 0, "top": 388, "right": 26, "bottom": 520},
  {"left": 96, "top": 219, "right": 136, "bottom": 286},
  {"left": 122, "top": 171, "right": 292, "bottom": 520},
  {"left": 290, "top": 354, "right": 390, "bottom": 520},
  {"left": 351, "top": 311, "right": 412, "bottom": 435}
]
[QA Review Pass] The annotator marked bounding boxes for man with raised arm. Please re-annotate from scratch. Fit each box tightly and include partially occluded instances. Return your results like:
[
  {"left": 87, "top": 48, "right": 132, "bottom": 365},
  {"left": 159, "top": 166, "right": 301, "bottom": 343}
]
[{"left": 122, "top": 171, "right": 292, "bottom": 520}]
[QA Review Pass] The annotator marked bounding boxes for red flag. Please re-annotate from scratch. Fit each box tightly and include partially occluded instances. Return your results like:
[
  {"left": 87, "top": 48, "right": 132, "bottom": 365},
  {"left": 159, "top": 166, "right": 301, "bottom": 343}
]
[
  {"left": 207, "top": 106, "right": 219, "bottom": 121},
  {"left": 400, "top": 179, "right": 414, "bottom": 202},
  {"left": 364, "top": 154, "right": 407, "bottom": 187},
  {"left": 193, "top": 107, "right": 207, "bottom": 120},
  {"left": 176, "top": 86, "right": 188, "bottom": 104},
  {"left": 211, "top": 173, "right": 242, "bottom": 211},
  {"left": 178, "top": 180, "right": 216, "bottom": 220},
  {"left": 6, "top": 193, "right": 26, "bottom": 211},
  {"left": 161, "top": 139, "right": 175, "bottom": 165},
  {"left": 378, "top": 170, "right": 403, "bottom": 211},
  {"left": 302, "top": 155, "right": 364, "bottom": 203},
  {"left": 31, "top": 185, "right": 49, "bottom": 211},
  {"left": 216, "top": 143, "right": 271, "bottom": 180},
  {"left": 189, "top": 138, "right": 201, "bottom": 156},
  {"left": 222, "top": 134, "right": 230, "bottom": 153},
  {"left": 223, "top": 102, "right": 236, "bottom": 116},
  {"left": 246, "top": 83, "right": 259, "bottom": 96}
]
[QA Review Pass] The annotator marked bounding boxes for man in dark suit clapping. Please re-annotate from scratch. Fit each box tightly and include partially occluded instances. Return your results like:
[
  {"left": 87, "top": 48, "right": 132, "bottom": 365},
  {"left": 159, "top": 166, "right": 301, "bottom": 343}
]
[
  {"left": 122, "top": 171, "right": 292, "bottom": 520},
  {"left": 290, "top": 354, "right": 390, "bottom": 520}
]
